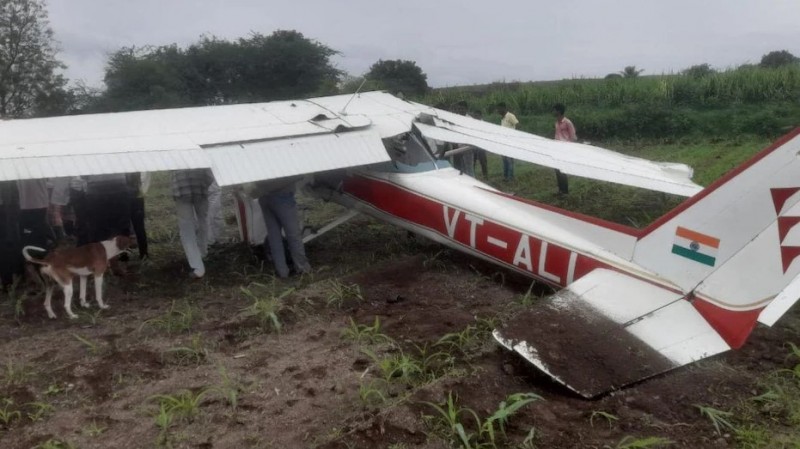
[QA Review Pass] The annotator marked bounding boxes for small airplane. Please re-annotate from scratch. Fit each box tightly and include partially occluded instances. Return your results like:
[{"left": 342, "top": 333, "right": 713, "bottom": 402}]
[{"left": 2, "top": 91, "right": 799, "bottom": 398}]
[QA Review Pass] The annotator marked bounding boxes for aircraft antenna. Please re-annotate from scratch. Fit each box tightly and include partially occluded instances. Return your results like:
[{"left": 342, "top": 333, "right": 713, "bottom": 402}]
[{"left": 339, "top": 77, "right": 368, "bottom": 115}]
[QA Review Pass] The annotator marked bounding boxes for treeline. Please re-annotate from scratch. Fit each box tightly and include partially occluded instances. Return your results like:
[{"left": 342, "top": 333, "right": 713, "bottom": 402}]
[{"left": 425, "top": 65, "right": 800, "bottom": 140}]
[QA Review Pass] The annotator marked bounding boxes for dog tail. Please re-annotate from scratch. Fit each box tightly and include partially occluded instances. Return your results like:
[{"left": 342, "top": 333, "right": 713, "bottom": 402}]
[{"left": 22, "top": 246, "right": 49, "bottom": 265}]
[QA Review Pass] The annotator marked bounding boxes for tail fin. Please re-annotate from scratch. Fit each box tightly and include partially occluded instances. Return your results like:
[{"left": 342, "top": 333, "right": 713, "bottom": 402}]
[
  {"left": 633, "top": 128, "right": 800, "bottom": 347},
  {"left": 22, "top": 246, "right": 49, "bottom": 265}
]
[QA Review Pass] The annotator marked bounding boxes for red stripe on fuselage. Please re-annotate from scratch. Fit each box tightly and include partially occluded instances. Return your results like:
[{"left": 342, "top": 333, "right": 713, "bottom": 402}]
[{"left": 342, "top": 174, "right": 609, "bottom": 288}]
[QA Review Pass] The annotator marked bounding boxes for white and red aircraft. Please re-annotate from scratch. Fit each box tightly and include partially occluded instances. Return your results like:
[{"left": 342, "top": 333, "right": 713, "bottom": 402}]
[{"left": 2, "top": 92, "right": 799, "bottom": 397}]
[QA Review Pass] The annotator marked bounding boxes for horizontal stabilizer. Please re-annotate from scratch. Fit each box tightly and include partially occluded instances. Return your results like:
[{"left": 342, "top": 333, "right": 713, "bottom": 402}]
[
  {"left": 759, "top": 271, "right": 800, "bottom": 326},
  {"left": 494, "top": 269, "right": 729, "bottom": 398}
]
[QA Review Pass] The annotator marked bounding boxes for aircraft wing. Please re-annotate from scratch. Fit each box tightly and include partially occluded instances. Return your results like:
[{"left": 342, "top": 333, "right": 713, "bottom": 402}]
[
  {"left": 0, "top": 98, "right": 381, "bottom": 183},
  {"left": 415, "top": 117, "right": 702, "bottom": 197},
  {"left": 1, "top": 91, "right": 700, "bottom": 195},
  {"left": 493, "top": 268, "right": 729, "bottom": 398}
]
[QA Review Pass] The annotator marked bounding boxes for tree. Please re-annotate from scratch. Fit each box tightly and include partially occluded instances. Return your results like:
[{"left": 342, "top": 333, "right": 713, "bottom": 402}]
[
  {"left": 99, "top": 30, "right": 341, "bottom": 111},
  {"left": 604, "top": 73, "right": 622, "bottom": 80},
  {"left": 682, "top": 63, "right": 715, "bottom": 78},
  {"left": 365, "top": 59, "right": 428, "bottom": 96},
  {"left": 620, "top": 65, "right": 644, "bottom": 78},
  {"left": 0, "top": 0, "right": 68, "bottom": 117},
  {"left": 759, "top": 50, "right": 799, "bottom": 68}
]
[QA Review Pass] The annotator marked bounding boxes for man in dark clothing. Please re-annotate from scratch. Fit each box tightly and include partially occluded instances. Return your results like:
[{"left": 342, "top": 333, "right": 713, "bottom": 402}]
[
  {"left": 0, "top": 182, "right": 23, "bottom": 290},
  {"left": 127, "top": 173, "right": 149, "bottom": 260},
  {"left": 86, "top": 174, "right": 132, "bottom": 242}
]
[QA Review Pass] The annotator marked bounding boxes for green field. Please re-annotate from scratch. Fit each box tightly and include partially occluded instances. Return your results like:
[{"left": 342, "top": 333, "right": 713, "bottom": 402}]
[{"left": 423, "top": 65, "right": 800, "bottom": 141}]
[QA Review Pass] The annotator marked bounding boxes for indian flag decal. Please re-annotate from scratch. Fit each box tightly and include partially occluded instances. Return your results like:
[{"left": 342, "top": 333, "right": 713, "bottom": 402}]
[{"left": 671, "top": 226, "right": 720, "bottom": 267}]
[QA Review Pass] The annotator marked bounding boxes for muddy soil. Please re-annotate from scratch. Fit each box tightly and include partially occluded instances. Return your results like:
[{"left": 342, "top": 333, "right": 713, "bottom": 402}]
[{"left": 0, "top": 230, "right": 798, "bottom": 449}]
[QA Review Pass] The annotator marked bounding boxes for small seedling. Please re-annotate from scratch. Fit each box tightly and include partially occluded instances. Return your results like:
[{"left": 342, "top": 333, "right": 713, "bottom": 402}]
[
  {"left": 421, "top": 392, "right": 481, "bottom": 448},
  {"left": 520, "top": 427, "right": 538, "bottom": 449},
  {"left": 163, "top": 334, "right": 208, "bottom": 365},
  {"left": 590, "top": 410, "right": 619, "bottom": 428},
  {"left": 240, "top": 284, "right": 293, "bottom": 332},
  {"left": 73, "top": 333, "right": 100, "bottom": 355},
  {"left": 3, "top": 360, "right": 32, "bottom": 386},
  {"left": 151, "top": 389, "right": 208, "bottom": 422},
  {"left": 153, "top": 402, "right": 174, "bottom": 446},
  {"left": 326, "top": 280, "right": 363, "bottom": 308},
  {"left": 694, "top": 404, "right": 736, "bottom": 436},
  {"left": 358, "top": 380, "right": 387, "bottom": 406},
  {"left": 82, "top": 420, "right": 108, "bottom": 437},
  {"left": 0, "top": 398, "right": 22, "bottom": 427},
  {"left": 26, "top": 401, "right": 54, "bottom": 422},
  {"left": 362, "top": 349, "right": 423, "bottom": 385},
  {"left": 142, "top": 301, "right": 200, "bottom": 334},
  {"left": 482, "top": 392, "right": 543, "bottom": 445},
  {"left": 341, "top": 317, "right": 393, "bottom": 345},
  {"left": 211, "top": 366, "right": 241, "bottom": 411}
]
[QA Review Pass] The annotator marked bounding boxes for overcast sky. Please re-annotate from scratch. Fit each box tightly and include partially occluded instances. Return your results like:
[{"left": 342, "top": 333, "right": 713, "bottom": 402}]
[{"left": 48, "top": 0, "right": 800, "bottom": 88}]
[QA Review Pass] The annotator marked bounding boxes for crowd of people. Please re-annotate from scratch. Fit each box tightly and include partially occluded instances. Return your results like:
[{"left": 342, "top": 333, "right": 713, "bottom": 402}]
[{"left": 0, "top": 169, "right": 312, "bottom": 292}]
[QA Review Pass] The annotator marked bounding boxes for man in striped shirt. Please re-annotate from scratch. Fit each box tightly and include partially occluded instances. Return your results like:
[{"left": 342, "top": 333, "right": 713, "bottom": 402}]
[{"left": 172, "top": 169, "right": 215, "bottom": 279}]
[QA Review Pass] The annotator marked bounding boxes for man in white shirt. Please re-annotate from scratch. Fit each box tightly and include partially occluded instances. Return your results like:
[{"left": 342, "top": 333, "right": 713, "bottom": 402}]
[{"left": 497, "top": 102, "right": 519, "bottom": 181}]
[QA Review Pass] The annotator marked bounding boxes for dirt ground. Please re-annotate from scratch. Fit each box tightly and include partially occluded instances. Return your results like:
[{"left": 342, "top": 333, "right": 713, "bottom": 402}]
[{"left": 1, "top": 208, "right": 799, "bottom": 449}]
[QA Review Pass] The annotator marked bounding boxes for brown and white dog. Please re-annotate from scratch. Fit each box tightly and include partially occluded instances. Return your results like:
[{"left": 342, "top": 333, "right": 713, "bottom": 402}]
[{"left": 22, "top": 236, "right": 132, "bottom": 319}]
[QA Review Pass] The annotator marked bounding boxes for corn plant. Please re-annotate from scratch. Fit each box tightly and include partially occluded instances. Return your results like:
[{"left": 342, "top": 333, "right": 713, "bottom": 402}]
[
  {"left": 82, "top": 420, "right": 108, "bottom": 437},
  {"left": 153, "top": 402, "right": 174, "bottom": 447},
  {"left": 163, "top": 334, "right": 208, "bottom": 365},
  {"left": 436, "top": 325, "right": 481, "bottom": 354},
  {"left": 358, "top": 380, "right": 387, "bottom": 406},
  {"left": 211, "top": 366, "right": 241, "bottom": 411},
  {"left": 0, "top": 398, "right": 22, "bottom": 428},
  {"left": 151, "top": 389, "right": 208, "bottom": 422},
  {"left": 326, "top": 280, "right": 363, "bottom": 308},
  {"left": 341, "top": 317, "right": 393, "bottom": 345},
  {"left": 3, "top": 360, "right": 32, "bottom": 386},
  {"left": 482, "top": 393, "right": 543, "bottom": 445},
  {"left": 240, "top": 284, "right": 293, "bottom": 332},
  {"left": 590, "top": 410, "right": 619, "bottom": 428},
  {"left": 782, "top": 342, "right": 800, "bottom": 379},
  {"left": 73, "top": 333, "right": 100, "bottom": 355},
  {"left": 694, "top": 404, "right": 736, "bottom": 435},
  {"left": 26, "top": 401, "right": 54, "bottom": 422},
  {"left": 422, "top": 392, "right": 482, "bottom": 449},
  {"left": 362, "top": 349, "right": 424, "bottom": 384},
  {"left": 142, "top": 301, "right": 200, "bottom": 334}
]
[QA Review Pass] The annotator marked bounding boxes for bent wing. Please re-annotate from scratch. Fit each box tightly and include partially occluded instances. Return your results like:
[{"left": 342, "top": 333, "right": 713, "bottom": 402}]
[
  {"left": 415, "top": 117, "right": 701, "bottom": 197},
  {"left": 493, "top": 268, "right": 729, "bottom": 398}
]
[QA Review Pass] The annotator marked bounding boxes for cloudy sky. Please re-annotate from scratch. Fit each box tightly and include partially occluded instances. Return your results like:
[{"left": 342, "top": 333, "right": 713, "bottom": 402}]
[{"left": 48, "top": 0, "right": 800, "bottom": 88}]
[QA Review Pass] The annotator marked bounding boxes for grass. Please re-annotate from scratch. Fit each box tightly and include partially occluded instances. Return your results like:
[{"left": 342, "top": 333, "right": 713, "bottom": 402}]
[
  {"left": 589, "top": 410, "right": 619, "bottom": 428},
  {"left": 151, "top": 389, "right": 208, "bottom": 423},
  {"left": 0, "top": 398, "right": 22, "bottom": 428},
  {"left": 325, "top": 279, "right": 363, "bottom": 308},
  {"left": 694, "top": 404, "right": 736, "bottom": 436},
  {"left": 142, "top": 300, "right": 201, "bottom": 334},
  {"left": 73, "top": 333, "right": 101, "bottom": 355},
  {"left": 422, "top": 391, "right": 542, "bottom": 449},
  {"left": 240, "top": 283, "right": 293, "bottom": 332},
  {"left": 2, "top": 360, "right": 33, "bottom": 386},
  {"left": 162, "top": 334, "right": 208, "bottom": 365},
  {"left": 341, "top": 316, "right": 393, "bottom": 345}
]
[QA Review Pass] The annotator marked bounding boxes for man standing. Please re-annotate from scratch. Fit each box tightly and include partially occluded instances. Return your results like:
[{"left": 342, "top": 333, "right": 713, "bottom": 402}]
[
  {"left": 471, "top": 110, "right": 489, "bottom": 179},
  {"left": 18, "top": 178, "right": 53, "bottom": 250},
  {"left": 0, "top": 181, "right": 22, "bottom": 291},
  {"left": 172, "top": 169, "right": 214, "bottom": 279},
  {"left": 451, "top": 101, "right": 475, "bottom": 177},
  {"left": 553, "top": 103, "right": 577, "bottom": 195},
  {"left": 256, "top": 177, "right": 311, "bottom": 279},
  {"left": 126, "top": 172, "right": 150, "bottom": 260},
  {"left": 497, "top": 103, "right": 519, "bottom": 181}
]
